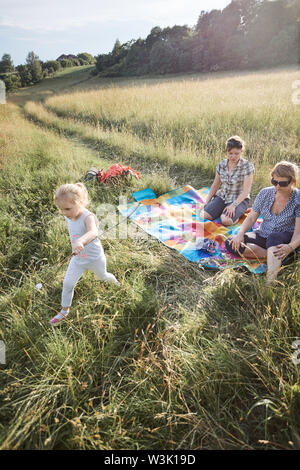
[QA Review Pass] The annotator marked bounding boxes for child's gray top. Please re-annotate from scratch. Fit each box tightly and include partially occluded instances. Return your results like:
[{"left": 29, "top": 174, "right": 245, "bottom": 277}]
[{"left": 64, "top": 209, "right": 104, "bottom": 263}]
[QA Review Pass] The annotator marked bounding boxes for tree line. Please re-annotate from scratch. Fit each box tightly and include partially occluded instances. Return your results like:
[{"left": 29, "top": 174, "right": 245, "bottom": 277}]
[
  {"left": 0, "top": 52, "right": 95, "bottom": 92},
  {"left": 1, "top": 0, "right": 299, "bottom": 93},
  {"left": 95, "top": 0, "right": 300, "bottom": 77}
]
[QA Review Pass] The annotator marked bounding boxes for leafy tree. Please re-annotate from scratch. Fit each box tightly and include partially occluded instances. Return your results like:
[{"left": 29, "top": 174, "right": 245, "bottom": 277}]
[
  {"left": 256, "top": 24, "right": 298, "bottom": 66},
  {"left": 163, "top": 25, "right": 191, "bottom": 44},
  {"left": 237, "top": 0, "right": 261, "bottom": 32},
  {"left": 149, "top": 40, "right": 178, "bottom": 74},
  {"left": 95, "top": 39, "right": 134, "bottom": 75},
  {"left": 177, "top": 37, "right": 194, "bottom": 72},
  {"left": 123, "top": 38, "right": 148, "bottom": 74},
  {"left": 194, "top": 9, "right": 223, "bottom": 71},
  {"left": 70, "top": 58, "right": 81, "bottom": 66},
  {"left": 77, "top": 52, "right": 95, "bottom": 64},
  {"left": 78, "top": 58, "right": 89, "bottom": 65},
  {"left": 42, "top": 60, "right": 62, "bottom": 73},
  {"left": 245, "top": 0, "right": 290, "bottom": 67},
  {"left": 92, "top": 0, "right": 299, "bottom": 77},
  {"left": 2, "top": 73, "right": 21, "bottom": 92},
  {"left": 31, "top": 61, "right": 43, "bottom": 82},
  {"left": 16, "top": 65, "right": 33, "bottom": 87},
  {"left": 42, "top": 68, "right": 52, "bottom": 78},
  {"left": 222, "top": 32, "right": 247, "bottom": 69},
  {"left": 145, "top": 27, "right": 163, "bottom": 51},
  {"left": 1, "top": 0, "right": 299, "bottom": 86},
  {"left": 25, "top": 51, "right": 43, "bottom": 83},
  {"left": 111, "top": 39, "right": 122, "bottom": 60},
  {"left": 0, "top": 54, "right": 14, "bottom": 73},
  {"left": 26, "top": 51, "right": 39, "bottom": 67},
  {"left": 111, "top": 39, "right": 131, "bottom": 64},
  {"left": 59, "top": 59, "right": 73, "bottom": 68},
  {"left": 95, "top": 53, "right": 115, "bottom": 73}
]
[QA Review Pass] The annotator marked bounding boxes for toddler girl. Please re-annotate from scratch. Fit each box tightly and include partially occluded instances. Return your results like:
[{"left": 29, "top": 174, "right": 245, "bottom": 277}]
[
  {"left": 50, "top": 183, "right": 119, "bottom": 325},
  {"left": 202, "top": 136, "right": 254, "bottom": 225}
]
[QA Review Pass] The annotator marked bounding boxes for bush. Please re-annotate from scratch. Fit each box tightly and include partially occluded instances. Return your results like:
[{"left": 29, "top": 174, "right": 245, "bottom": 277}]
[
  {"left": 1, "top": 73, "right": 22, "bottom": 92},
  {"left": 77, "top": 53, "right": 95, "bottom": 64},
  {"left": 42, "top": 60, "right": 62, "bottom": 73},
  {"left": 59, "top": 59, "right": 73, "bottom": 68}
]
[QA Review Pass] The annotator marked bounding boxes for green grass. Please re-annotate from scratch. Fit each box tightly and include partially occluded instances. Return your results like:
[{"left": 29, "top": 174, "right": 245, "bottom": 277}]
[
  {"left": 1, "top": 66, "right": 300, "bottom": 450},
  {"left": 7, "top": 65, "right": 95, "bottom": 107}
]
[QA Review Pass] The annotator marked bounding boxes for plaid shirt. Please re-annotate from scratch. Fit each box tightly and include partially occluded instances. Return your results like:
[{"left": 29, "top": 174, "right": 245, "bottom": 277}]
[{"left": 216, "top": 158, "right": 254, "bottom": 204}]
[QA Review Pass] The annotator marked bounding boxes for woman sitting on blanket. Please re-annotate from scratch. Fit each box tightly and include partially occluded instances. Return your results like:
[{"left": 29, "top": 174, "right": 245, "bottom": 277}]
[
  {"left": 202, "top": 136, "right": 254, "bottom": 226},
  {"left": 226, "top": 161, "right": 300, "bottom": 283}
]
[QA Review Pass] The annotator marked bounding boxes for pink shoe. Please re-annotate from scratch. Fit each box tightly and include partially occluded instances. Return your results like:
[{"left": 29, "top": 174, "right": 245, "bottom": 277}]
[{"left": 50, "top": 309, "right": 70, "bottom": 326}]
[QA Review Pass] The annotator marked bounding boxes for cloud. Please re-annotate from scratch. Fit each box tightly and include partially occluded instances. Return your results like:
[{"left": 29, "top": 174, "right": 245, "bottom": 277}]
[
  {"left": 0, "top": 0, "right": 231, "bottom": 65},
  {"left": 0, "top": 0, "right": 230, "bottom": 32}
]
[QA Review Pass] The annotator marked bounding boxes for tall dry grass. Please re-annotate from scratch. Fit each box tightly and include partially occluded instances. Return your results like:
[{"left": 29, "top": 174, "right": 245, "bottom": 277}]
[
  {"left": 45, "top": 68, "right": 300, "bottom": 168},
  {"left": 1, "top": 68, "right": 300, "bottom": 450}
]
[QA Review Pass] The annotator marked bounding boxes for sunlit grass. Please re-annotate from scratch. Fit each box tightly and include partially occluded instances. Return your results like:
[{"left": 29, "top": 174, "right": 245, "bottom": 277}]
[
  {"left": 1, "top": 67, "right": 300, "bottom": 450},
  {"left": 45, "top": 68, "right": 300, "bottom": 165}
]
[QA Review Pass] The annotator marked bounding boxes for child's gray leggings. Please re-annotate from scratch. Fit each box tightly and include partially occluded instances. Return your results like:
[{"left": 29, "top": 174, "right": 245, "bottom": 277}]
[{"left": 61, "top": 255, "right": 118, "bottom": 307}]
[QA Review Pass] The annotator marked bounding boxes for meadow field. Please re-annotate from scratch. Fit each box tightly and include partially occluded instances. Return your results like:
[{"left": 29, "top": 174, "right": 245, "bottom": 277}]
[{"left": 0, "top": 66, "right": 300, "bottom": 450}]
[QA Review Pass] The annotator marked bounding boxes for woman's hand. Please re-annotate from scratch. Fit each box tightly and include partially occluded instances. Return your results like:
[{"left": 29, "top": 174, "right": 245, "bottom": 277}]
[
  {"left": 273, "top": 243, "right": 294, "bottom": 260},
  {"left": 223, "top": 203, "right": 236, "bottom": 219},
  {"left": 228, "top": 233, "right": 244, "bottom": 252},
  {"left": 72, "top": 241, "right": 84, "bottom": 255}
]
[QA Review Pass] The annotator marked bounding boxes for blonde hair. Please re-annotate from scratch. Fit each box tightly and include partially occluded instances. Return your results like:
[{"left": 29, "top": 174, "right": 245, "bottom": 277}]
[
  {"left": 271, "top": 161, "right": 299, "bottom": 184},
  {"left": 55, "top": 182, "right": 89, "bottom": 207},
  {"left": 226, "top": 135, "right": 245, "bottom": 151}
]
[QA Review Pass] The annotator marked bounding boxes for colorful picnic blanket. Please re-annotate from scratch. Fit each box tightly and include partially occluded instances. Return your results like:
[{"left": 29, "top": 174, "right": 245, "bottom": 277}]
[{"left": 118, "top": 185, "right": 267, "bottom": 273}]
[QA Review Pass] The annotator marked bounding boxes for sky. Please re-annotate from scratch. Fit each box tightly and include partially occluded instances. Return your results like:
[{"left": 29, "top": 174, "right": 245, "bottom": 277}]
[{"left": 0, "top": 0, "right": 231, "bottom": 66}]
